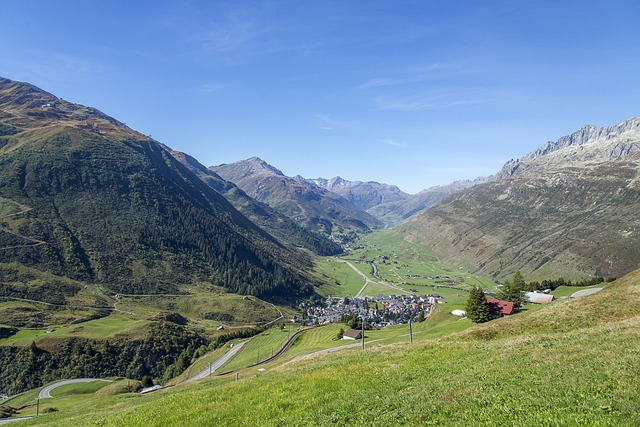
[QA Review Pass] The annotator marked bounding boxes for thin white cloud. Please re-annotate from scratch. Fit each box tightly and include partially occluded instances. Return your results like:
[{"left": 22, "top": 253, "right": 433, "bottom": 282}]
[
  {"left": 354, "top": 62, "right": 479, "bottom": 91},
  {"left": 313, "top": 113, "right": 360, "bottom": 131},
  {"left": 372, "top": 88, "right": 493, "bottom": 111},
  {"left": 375, "top": 138, "right": 407, "bottom": 148}
]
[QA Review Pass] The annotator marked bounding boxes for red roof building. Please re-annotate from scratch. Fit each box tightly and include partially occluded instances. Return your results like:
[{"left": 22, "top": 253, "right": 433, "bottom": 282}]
[{"left": 487, "top": 298, "right": 515, "bottom": 317}]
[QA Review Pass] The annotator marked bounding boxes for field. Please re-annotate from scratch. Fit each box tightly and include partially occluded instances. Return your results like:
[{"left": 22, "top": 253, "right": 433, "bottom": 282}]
[
  {"left": 12, "top": 268, "right": 640, "bottom": 426},
  {"left": 315, "top": 230, "right": 496, "bottom": 298}
]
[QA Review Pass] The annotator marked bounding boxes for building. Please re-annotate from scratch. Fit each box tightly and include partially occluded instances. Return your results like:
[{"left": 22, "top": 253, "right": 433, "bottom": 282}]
[
  {"left": 523, "top": 292, "right": 554, "bottom": 304},
  {"left": 487, "top": 298, "right": 515, "bottom": 317},
  {"left": 342, "top": 328, "right": 363, "bottom": 340}
]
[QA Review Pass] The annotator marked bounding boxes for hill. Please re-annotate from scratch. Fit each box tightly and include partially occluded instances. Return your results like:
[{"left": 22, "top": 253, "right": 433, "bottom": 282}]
[
  {"left": 16, "top": 267, "right": 640, "bottom": 426},
  {"left": 0, "top": 77, "right": 316, "bottom": 299},
  {"left": 211, "top": 157, "right": 383, "bottom": 236},
  {"left": 396, "top": 117, "right": 640, "bottom": 280}
]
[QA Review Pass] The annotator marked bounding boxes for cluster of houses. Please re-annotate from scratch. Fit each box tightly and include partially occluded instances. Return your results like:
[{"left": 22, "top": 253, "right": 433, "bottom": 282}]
[{"left": 296, "top": 293, "right": 442, "bottom": 327}]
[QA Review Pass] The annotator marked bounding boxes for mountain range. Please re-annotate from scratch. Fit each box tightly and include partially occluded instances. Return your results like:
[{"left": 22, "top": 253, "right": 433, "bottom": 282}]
[
  {"left": 211, "top": 157, "right": 383, "bottom": 236},
  {"left": 397, "top": 117, "right": 640, "bottom": 280},
  {"left": 3, "top": 75, "right": 639, "bottom": 292}
]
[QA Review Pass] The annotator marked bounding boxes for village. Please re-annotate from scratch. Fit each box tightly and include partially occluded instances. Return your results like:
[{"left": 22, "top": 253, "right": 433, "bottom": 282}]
[{"left": 296, "top": 293, "right": 442, "bottom": 328}]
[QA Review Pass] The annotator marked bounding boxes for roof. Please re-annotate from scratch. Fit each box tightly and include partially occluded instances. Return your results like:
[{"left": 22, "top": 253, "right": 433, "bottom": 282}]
[
  {"left": 487, "top": 298, "right": 515, "bottom": 316},
  {"left": 523, "top": 292, "right": 554, "bottom": 304},
  {"left": 343, "top": 328, "right": 363, "bottom": 340}
]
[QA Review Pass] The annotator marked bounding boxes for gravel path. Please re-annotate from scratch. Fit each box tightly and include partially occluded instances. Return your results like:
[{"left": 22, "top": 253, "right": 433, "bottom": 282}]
[{"left": 570, "top": 288, "right": 602, "bottom": 298}]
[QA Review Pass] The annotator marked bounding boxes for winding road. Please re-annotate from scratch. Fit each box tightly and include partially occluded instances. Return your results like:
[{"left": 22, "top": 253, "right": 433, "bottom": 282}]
[
  {"left": 38, "top": 378, "right": 109, "bottom": 399},
  {"left": 184, "top": 342, "right": 247, "bottom": 383}
]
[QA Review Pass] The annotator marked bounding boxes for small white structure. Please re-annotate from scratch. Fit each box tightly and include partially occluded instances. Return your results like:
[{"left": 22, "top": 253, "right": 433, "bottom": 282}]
[
  {"left": 451, "top": 309, "right": 466, "bottom": 317},
  {"left": 343, "top": 328, "right": 363, "bottom": 340},
  {"left": 523, "top": 292, "right": 554, "bottom": 304},
  {"left": 139, "top": 385, "right": 163, "bottom": 394}
]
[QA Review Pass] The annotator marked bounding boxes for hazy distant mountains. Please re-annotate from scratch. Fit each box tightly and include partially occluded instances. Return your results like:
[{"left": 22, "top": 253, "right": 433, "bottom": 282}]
[
  {"left": 211, "top": 157, "right": 384, "bottom": 236},
  {"left": 397, "top": 117, "right": 640, "bottom": 280},
  {"left": 307, "top": 176, "right": 410, "bottom": 211},
  {"left": 0, "top": 77, "right": 318, "bottom": 298}
]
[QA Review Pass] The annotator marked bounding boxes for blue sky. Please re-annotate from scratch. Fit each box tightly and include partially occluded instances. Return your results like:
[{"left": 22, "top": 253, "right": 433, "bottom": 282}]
[{"left": 2, "top": 0, "right": 639, "bottom": 194}]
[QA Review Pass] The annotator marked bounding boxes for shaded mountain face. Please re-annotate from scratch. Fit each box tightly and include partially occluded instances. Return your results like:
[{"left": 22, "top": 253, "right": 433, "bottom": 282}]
[
  {"left": 169, "top": 150, "right": 342, "bottom": 256},
  {"left": 0, "top": 77, "right": 315, "bottom": 298},
  {"left": 210, "top": 158, "right": 383, "bottom": 236},
  {"left": 397, "top": 117, "right": 640, "bottom": 280}
]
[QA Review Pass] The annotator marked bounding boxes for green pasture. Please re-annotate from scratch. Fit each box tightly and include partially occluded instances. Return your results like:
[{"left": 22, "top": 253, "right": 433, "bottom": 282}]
[
  {"left": 0, "top": 311, "right": 148, "bottom": 346},
  {"left": 18, "top": 271, "right": 640, "bottom": 426},
  {"left": 313, "top": 258, "right": 368, "bottom": 297},
  {"left": 217, "top": 326, "right": 295, "bottom": 372},
  {"left": 49, "top": 381, "right": 111, "bottom": 398}
]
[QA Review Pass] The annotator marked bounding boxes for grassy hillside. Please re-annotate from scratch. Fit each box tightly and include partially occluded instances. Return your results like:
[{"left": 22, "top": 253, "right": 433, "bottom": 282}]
[{"left": 14, "top": 269, "right": 640, "bottom": 426}]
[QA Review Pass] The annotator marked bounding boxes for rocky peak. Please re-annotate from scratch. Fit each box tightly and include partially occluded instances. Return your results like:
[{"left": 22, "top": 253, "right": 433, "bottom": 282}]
[
  {"left": 497, "top": 116, "right": 640, "bottom": 179},
  {"left": 213, "top": 157, "right": 285, "bottom": 180}
]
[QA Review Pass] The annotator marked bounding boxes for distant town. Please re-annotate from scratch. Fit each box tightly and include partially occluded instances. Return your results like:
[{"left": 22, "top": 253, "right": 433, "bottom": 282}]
[{"left": 296, "top": 293, "right": 442, "bottom": 327}]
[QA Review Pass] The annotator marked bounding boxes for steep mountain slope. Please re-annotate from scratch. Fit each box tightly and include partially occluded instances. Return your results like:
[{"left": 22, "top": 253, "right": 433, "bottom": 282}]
[
  {"left": 308, "top": 176, "right": 410, "bottom": 211},
  {"left": 169, "top": 150, "right": 341, "bottom": 256},
  {"left": 397, "top": 117, "right": 640, "bottom": 280},
  {"left": 0, "top": 77, "right": 315, "bottom": 298},
  {"left": 211, "top": 158, "right": 383, "bottom": 236}
]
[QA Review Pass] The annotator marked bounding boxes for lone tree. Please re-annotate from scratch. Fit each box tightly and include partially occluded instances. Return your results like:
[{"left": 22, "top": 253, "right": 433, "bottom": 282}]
[
  {"left": 465, "top": 287, "right": 491, "bottom": 323},
  {"left": 498, "top": 270, "right": 524, "bottom": 311}
]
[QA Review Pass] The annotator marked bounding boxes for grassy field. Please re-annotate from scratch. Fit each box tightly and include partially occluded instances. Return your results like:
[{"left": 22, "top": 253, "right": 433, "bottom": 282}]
[
  {"left": 13, "top": 269, "right": 639, "bottom": 426},
  {"left": 315, "top": 230, "right": 495, "bottom": 298},
  {"left": 313, "top": 258, "right": 370, "bottom": 297}
]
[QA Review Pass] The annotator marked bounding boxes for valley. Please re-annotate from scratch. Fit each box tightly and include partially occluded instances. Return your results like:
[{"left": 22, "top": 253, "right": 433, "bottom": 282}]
[{"left": 1, "top": 76, "right": 639, "bottom": 425}]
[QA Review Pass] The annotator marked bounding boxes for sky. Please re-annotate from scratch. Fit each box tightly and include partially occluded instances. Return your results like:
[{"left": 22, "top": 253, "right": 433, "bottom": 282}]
[{"left": 1, "top": 0, "right": 639, "bottom": 194}]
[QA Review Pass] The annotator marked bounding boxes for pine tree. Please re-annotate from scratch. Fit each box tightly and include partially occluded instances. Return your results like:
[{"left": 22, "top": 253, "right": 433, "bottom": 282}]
[
  {"left": 498, "top": 270, "right": 524, "bottom": 311},
  {"left": 465, "top": 287, "right": 491, "bottom": 323}
]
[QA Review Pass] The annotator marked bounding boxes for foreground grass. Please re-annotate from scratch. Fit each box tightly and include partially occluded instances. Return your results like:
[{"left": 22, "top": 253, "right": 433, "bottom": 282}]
[{"left": 17, "top": 270, "right": 640, "bottom": 426}]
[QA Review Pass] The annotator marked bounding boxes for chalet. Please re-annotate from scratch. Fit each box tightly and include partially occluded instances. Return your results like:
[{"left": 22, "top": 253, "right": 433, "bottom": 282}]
[
  {"left": 342, "top": 328, "right": 363, "bottom": 340},
  {"left": 487, "top": 298, "right": 515, "bottom": 317}
]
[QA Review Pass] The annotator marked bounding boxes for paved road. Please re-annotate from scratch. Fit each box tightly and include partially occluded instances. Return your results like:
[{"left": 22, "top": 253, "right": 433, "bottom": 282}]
[
  {"left": 571, "top": 288, "right": 602, "bottom": 298},
  {"left": 38, "top": 378, "right": 108, "bottom": 399},
  {"left": 184, "top": 342, "right": 247, "bottom": 383},
  {"left": 0, "top": 417, "right": 33, "bottom": 425}
]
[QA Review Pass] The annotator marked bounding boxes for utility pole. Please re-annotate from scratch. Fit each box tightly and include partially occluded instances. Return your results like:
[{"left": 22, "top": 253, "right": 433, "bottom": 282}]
[
  {"left": 361, "top": 316, "right": 365, "bottom": 350},
  {"left": 409, "top": 319, "right": 413, "bottom": 344},
  {"left": 36, "top": 398, "right": 39, "bottom": 417}
]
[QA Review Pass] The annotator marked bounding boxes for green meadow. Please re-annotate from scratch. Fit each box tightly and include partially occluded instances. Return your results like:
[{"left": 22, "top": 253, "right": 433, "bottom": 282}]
[{"left": 14, "top": 268, "right": 640, "bottom": 426}]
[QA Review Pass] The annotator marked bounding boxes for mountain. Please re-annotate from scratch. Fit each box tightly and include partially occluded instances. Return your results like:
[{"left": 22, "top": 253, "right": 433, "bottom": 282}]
[
  {"left": 0, "top": 77, "right": 316, "bottom": 298},
  {"left": 308, "top": 176, "right": 410, "bottom": 211},
  {"left": 168, "top": 150, "right": 341, "bottom": 256},
  {"left": 368, "top": 177, "right": 489, "bottom": 226},
  {"left": 396, "top": 117, "right": 640, "bottom": 280},
  {"left": 307, "top": 175, "right": 489, "bottom": 227},
  {"left": 210, "top": 157, "right": 383, "bottom": 236}
]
